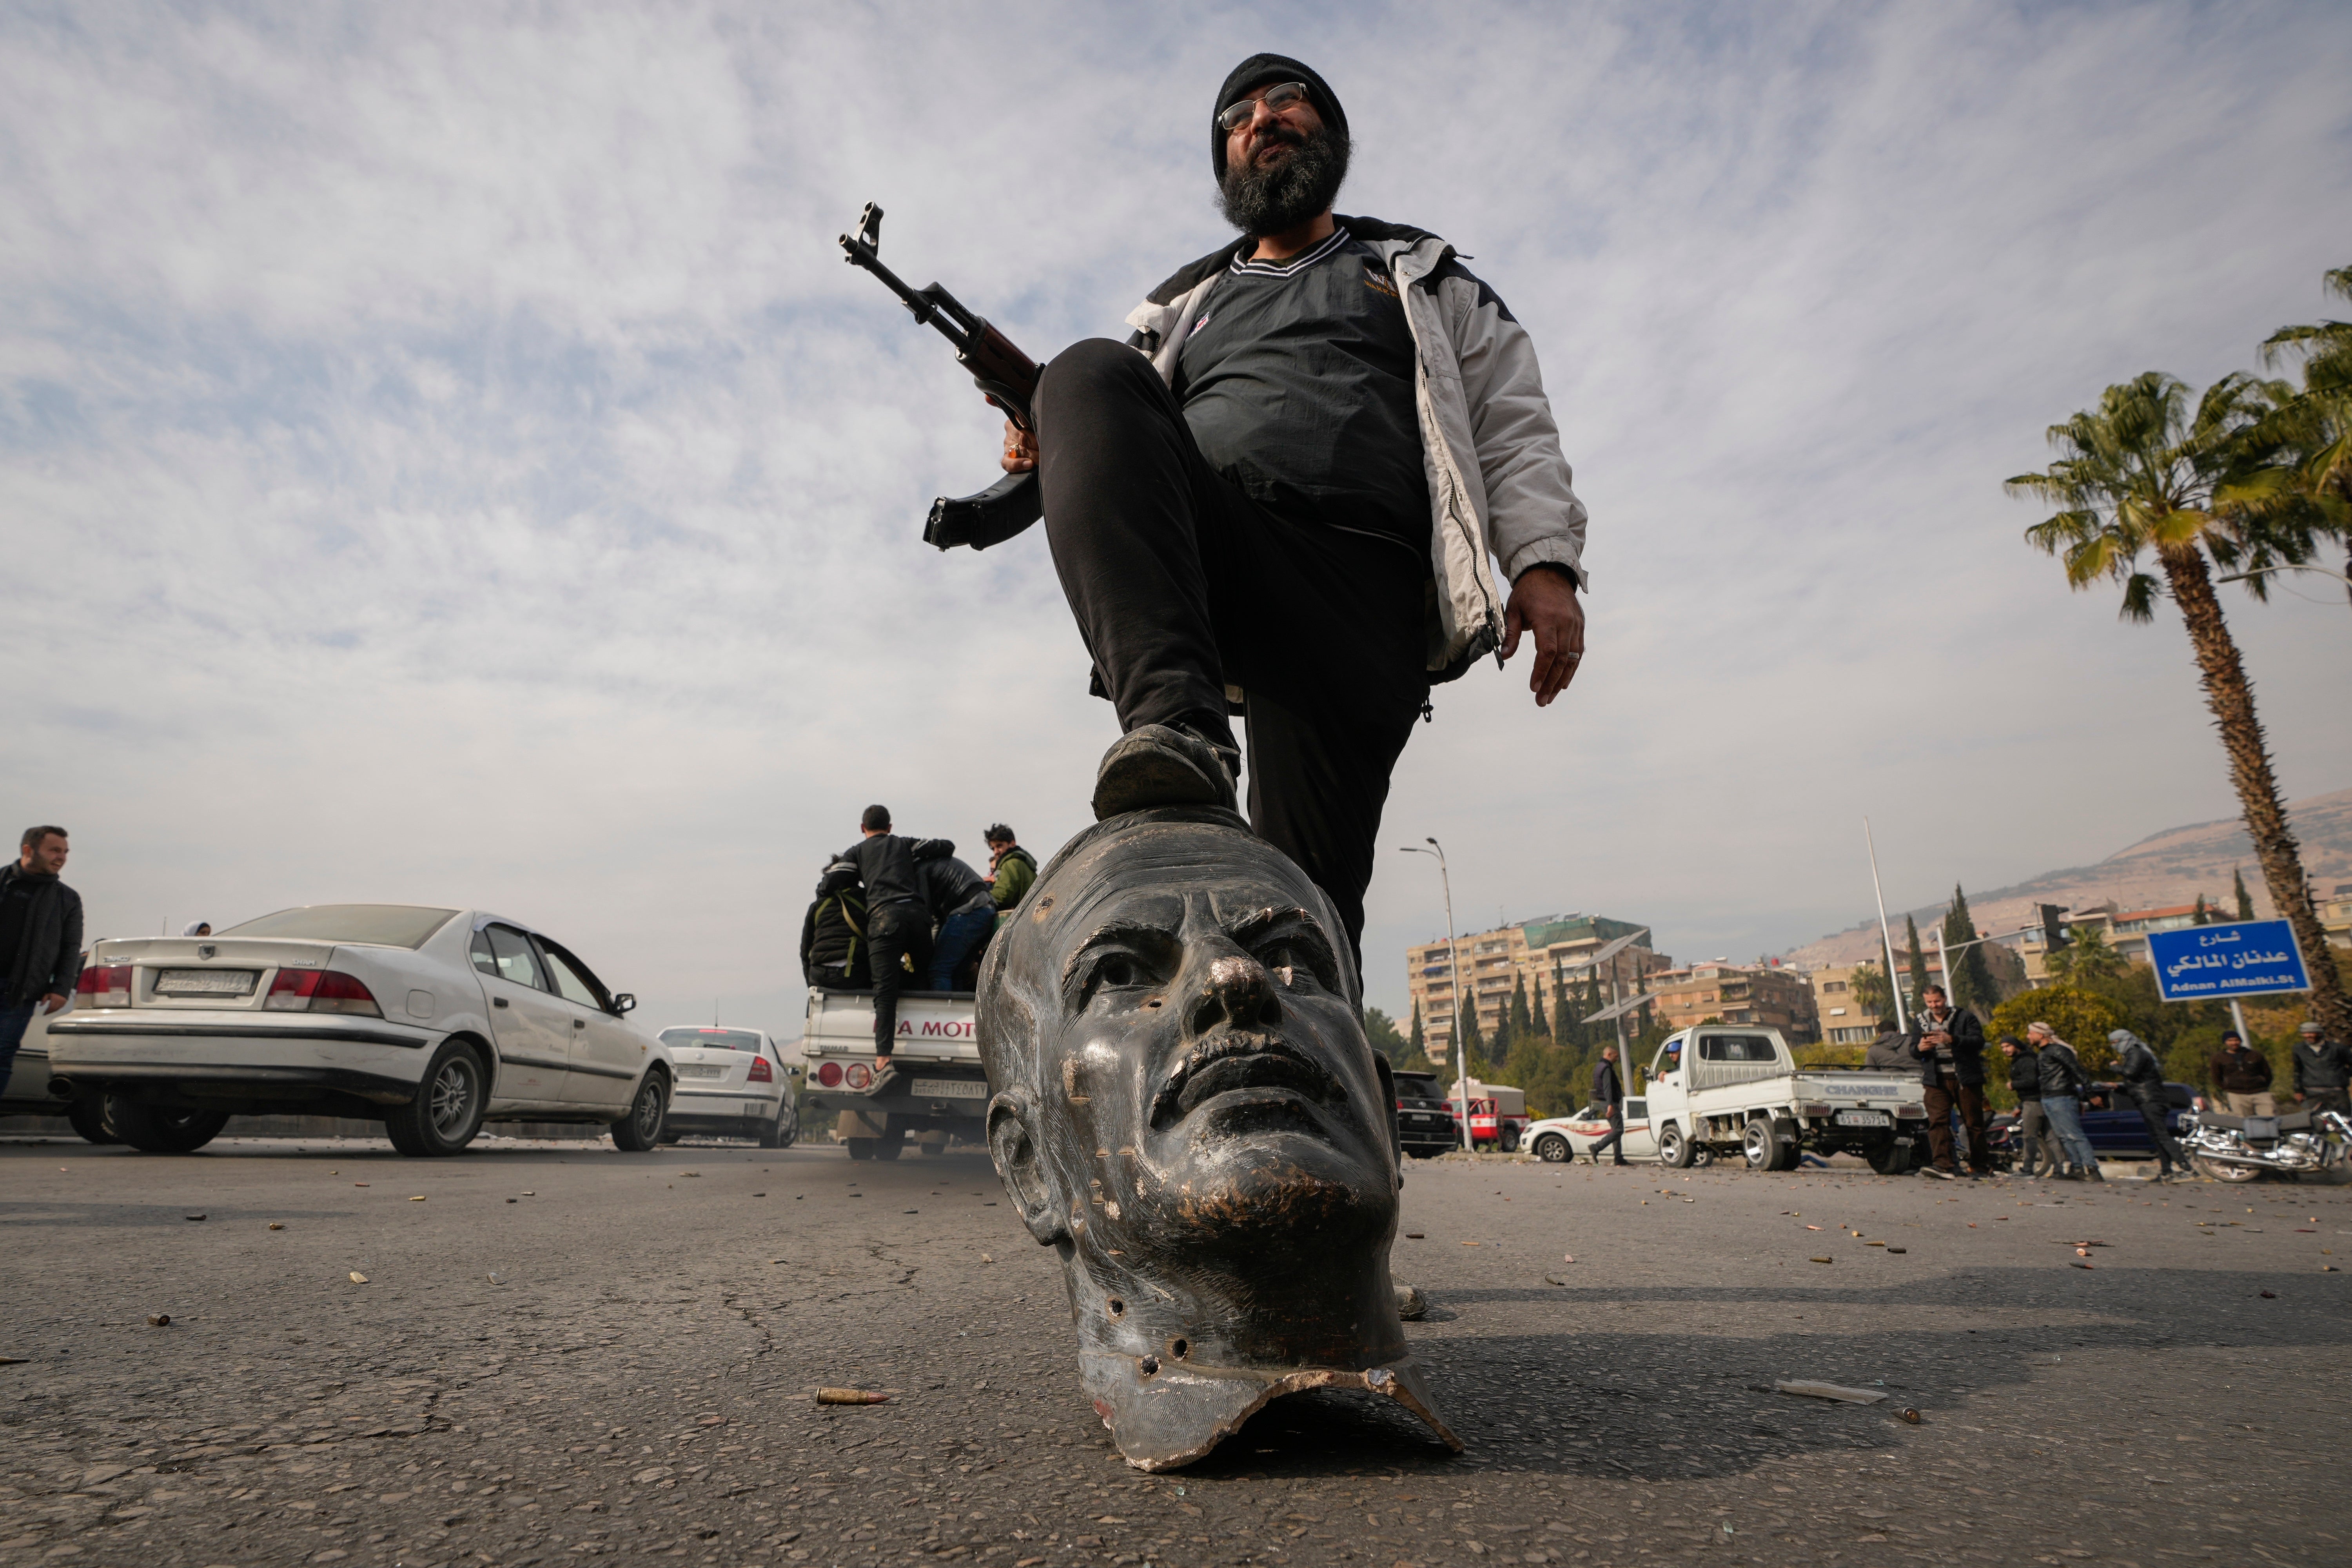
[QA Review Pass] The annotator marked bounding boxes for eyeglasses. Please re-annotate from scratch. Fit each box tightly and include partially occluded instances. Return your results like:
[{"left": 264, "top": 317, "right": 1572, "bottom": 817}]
[{"left": 1218, "top": 81, "right": 1313, "bottom": 133}]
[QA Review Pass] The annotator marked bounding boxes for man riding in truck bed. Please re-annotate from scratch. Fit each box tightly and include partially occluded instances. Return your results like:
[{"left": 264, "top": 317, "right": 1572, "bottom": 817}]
[{"left": 999, "top": 53, "right": 1590, "bottom": 975}]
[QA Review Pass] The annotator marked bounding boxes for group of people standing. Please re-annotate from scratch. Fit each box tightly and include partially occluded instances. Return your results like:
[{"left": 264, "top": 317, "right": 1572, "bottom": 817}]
[
  {"left": 2210, "top": 1024, "right": 2352, "bottom": 1116},
  {"left": 798, "top": 808, "right": 1038, "bottom": 1082}
]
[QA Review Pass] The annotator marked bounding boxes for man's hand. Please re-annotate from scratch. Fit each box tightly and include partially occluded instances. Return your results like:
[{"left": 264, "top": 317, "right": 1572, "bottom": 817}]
[
  {"left": 1000, "top": 418, "right": 1036, "bottom": 474},
  {"left": 41, "top": 993, "right": 65, "bottom": 1015},
  {"left": 1501, "top": 564, "right": 1584, "bottom": 707}
]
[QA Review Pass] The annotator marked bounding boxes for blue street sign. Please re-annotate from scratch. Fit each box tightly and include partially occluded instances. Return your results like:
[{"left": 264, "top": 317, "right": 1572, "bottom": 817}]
[{"left": 2147, "top": 920, "right": 2311, "bottom": 1003}]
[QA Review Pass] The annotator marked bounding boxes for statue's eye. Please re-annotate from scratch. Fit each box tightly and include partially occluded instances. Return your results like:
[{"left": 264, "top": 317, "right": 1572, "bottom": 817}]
[{"left": 1098, "top": 954, "right": 1141, "bottom": 989}]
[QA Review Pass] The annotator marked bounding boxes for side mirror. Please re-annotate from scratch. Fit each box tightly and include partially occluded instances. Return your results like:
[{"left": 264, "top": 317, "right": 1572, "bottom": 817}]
[{"left": 613, "top": 993, "right": 637, "bottom": 1014}]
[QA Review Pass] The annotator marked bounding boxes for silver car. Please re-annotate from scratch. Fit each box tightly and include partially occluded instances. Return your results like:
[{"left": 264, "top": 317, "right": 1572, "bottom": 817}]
[{"left": 655, "top": 1026, "right": 799, "bottom": 1147}]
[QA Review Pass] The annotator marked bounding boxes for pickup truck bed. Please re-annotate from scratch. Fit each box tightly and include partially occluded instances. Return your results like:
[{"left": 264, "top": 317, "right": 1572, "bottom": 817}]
[{"left": 800, "top": 988, "right": 987, "bottom": 1160}]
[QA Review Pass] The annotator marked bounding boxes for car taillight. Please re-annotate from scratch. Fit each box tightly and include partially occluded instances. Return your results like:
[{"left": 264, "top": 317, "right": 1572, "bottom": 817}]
[
  {"left": 815, "top": 1061, "right": 842, "bottom": 1087},
  {"left": 76, "top": 964, "right": 132, "bottom": 1007},
  {"left": 1800, "top": 1103, "right": 1832, "bottom": 1118},
  {"left": 845, "top": 1062, "right": 873, "bottom": 1091},
  {"left": 263, "top": 969, "right": 382, "bottom": 1017},
  {"left": 748, "top": 1055, "right": 773, "bottom": 1083}
]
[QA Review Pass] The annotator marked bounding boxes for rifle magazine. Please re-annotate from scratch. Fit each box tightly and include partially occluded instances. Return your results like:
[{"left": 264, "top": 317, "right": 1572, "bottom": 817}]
[{"left": 925, "top": 470, "right": 1042, "bottom": 552}]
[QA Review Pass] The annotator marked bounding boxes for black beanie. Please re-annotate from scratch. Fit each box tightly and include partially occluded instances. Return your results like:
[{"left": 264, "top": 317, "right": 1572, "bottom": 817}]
[{"left": 1211, "top": 53, "right": 1347, "bottom": 179}]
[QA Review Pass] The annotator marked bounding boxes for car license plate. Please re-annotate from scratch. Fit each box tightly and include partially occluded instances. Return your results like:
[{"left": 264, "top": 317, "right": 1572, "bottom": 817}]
[
  {"left": 677, "top": 1064, "right": 724, "bottom": 1079},
  {"left": 156, "top": 969, "right": 258, "bottom": 996},
  {"left": 1836, "top": 1109, "right": 1891, "bottom": 1127},
  {"left": 911, "top": 1077, "right": 987, "bottom": 1100}
]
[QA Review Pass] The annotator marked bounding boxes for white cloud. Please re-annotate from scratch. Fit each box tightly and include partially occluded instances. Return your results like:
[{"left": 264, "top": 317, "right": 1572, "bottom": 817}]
[{"left": 3, "top": 1, "right": 2348, "bottom": 1037}]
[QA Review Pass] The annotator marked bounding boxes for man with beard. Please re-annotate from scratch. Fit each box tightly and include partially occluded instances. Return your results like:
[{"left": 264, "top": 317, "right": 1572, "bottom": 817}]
[{"left": 1000, "top": 54, "right": 1588, "bottom": 976}]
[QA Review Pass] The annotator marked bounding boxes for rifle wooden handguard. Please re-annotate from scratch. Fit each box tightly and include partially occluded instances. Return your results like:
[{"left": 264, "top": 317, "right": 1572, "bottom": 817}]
[{"left": 924, "top": 470, "right": 1042, "bottom": 552}]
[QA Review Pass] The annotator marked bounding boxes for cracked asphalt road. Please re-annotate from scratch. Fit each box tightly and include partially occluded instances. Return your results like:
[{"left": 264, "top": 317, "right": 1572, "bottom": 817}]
[{"left": 4, "top": 1134, "right": 2348, "bottom": 1566}]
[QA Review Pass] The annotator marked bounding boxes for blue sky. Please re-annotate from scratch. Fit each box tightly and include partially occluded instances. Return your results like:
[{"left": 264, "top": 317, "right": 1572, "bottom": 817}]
[{"left": 5, "top": 0, "right": 2349, "bottom": 1035}]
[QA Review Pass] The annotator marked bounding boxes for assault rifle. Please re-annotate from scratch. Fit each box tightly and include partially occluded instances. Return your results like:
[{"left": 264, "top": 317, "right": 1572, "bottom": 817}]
[{"left": 838, "top": 202, "right": 1044, "bottom": 551}]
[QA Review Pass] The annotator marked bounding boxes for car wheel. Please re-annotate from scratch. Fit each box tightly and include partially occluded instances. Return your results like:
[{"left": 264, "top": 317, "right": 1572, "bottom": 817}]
[
  {"left": 1535, "top": 1133, "right": 1570, "bottom": 1163},
  {"left": 1406, "top": 1146, "right": 1441, "bottom": 1159},
  {"left": 759, "top": 1113, "right": 784, "bottom": 1149},
  {"left": 873, "top": 1128, "right": 906, "bottom": 1161},
  {"left": 111, "top": 1100, "right": 231, "bottom": 1154},
  {"left": 1741, "top": 1117, "right": 1788, "bottom": 1172},
  {"left": 1499, "top": 1125, "right": 1521, "bottom": 1154},
  {"left": 1867, "top": 1138, "right": 1910, "bottom": 1176},
  {"left": 385, "top": 1040, "right": 490, "bottom": 1157},
  {"left": 66, "top": 1092, "right": 121, "bottom": 1146},
  {"left": 1658, "top": 1120, "right": 1693, "bottom": 1169},
  {"left": 2194, "top": 1154, "right": 2261, "bottom": 1183},
  {"left": 609, "top": 1072, "right": 669, "bottom": 1152},
  {"left": 845, "top": 1137, "right": 875, "bottom": 1160}
]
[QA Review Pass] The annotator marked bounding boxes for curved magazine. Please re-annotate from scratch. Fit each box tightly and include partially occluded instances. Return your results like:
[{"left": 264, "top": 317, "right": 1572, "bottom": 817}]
[{"left": 924, "top": 470, "right": 1042, "bottom": 552}]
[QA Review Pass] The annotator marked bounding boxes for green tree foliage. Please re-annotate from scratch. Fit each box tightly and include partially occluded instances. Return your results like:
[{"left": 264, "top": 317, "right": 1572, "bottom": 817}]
[
  {"left": 1363, "top": 1007, "right": 1412, "bottom": 1067},
  {"left": 1409, "top": 1001, "right": 1425, "bottom": 1063},
  {"left": 1850, "top": 961, "right": 1897, "bottom": 1028},
  {"left": 1904, "top": 914, "right": 1931, "bottom": 1004},
  {"left": 1457, "top": 1003, "right": 1486, "bottom": 1074},
  {"left": 1532, "top": 977, "right": 1551, "bottom": 1037},
  {"left": 1509, "top": 973, "right": 1534, "bottom": 1042},
  {"left": 2192, "top": 893, "right": 2212, "bottom": 926},
  {"left": 1942, "top": 884, "right": 1999, "bottom": 1015},
  {"left": 2234, "top": 866, "right": 2256, "bottom": 921},
  {"left": 1986, "top": 985, "right": 2127, "bottom": 1073},
  {"left": 2046, "top": 925, "right": 2127, "bottom": 985}
]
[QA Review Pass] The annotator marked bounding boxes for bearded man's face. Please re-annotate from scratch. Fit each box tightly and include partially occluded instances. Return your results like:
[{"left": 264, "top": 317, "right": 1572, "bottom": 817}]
[{"left": 1220, "top": 112, "right": 1352, "bottom": 236}]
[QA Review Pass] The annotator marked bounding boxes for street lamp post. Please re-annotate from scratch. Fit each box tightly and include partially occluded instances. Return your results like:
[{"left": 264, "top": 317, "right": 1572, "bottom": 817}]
[{"left": 1399, "top": 839, "right": 1468, "bottom": 1151}]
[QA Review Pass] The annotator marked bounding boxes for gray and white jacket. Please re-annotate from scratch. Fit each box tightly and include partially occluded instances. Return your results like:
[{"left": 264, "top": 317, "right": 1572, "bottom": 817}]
[{"left": 1123, "top": 215, "right": 1588, "bottom": 682}]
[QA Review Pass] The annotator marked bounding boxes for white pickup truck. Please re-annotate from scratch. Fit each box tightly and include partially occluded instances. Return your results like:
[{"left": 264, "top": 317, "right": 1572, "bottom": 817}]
[
  {"left": 1642, "top": 1025, "right": 1929, "bottom": 1173},
  {"left": 800, "top": 988, "right": 987, "bottom": 1160}
]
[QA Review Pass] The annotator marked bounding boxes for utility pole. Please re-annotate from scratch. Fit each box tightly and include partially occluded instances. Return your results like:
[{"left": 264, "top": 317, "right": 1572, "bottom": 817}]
[
  {"left": 1865, "top": 818, "right": 1908, "bottom": 1033},
  {"left": 1399, "top": 840, "right": 1467, "bottom": 1151}
]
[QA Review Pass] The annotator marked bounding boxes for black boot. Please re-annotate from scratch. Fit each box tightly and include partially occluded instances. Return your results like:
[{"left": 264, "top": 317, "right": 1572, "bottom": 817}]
[{"left": 1091, "top": 723, "right": 1239, "bottom": 820}]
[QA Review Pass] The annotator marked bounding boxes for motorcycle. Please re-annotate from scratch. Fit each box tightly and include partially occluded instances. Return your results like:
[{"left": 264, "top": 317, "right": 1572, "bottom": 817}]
[{"left": 2179, "top": 1105, "right": 2352, "bottom": 1183}]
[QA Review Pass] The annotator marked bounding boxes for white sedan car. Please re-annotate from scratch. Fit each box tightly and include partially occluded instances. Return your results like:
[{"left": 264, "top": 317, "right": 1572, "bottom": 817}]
[
  {"left": 654, "top": 1025, "right": 800, "bottom": 1147},
  {"left": 46, "top": 904, "right": 673, "bottom": 1157},
  {"left": 1521, "top": 1097, "right": 1666, "bottom": 1164}
]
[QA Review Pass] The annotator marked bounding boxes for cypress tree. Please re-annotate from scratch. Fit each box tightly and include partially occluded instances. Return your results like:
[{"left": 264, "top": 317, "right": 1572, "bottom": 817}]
[
  {"left": 2233, "top": 866, "right": 2255, "bottom": 921},
  {"left": 2192, "top": 894, "right": 2211, "bottom": 926},
  {"left": 1904, "top": 913, "right": 1931, "bottom": 1005},
  {"left": 1457, "top": 1002, "right": 1485, "bottom": 1073},
  {"left": 1510, "top": 973, "right": 1534, "bottom": 1041},
  {"left": 1943, "top": 884, "right": 1997, "bottom": 1014},
  {"left": 1533, "top": 976, "right": 1552, "bottom": 1036},
  {"left": 1410, "top": 1001, "right": 1425, "bottom": 1062}
]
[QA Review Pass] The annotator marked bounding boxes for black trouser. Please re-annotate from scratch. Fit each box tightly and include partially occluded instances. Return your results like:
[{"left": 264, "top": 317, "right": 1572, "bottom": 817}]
[
  {"left": 866, "top": 902, "right": 933, "bottom": 1057},
  {"left": 1589, "top": 1106, "right": 1626, "bottom": 1164},
  {"left": 1924, "top": 1074, "right": 1989, "bottom": 1172},
  {"left": 1034, "top": 339, "right": 1433, "bottom": 971},
  {"left": 2128, "top": 1084, "right": 2190, "bottom": 1173},
  {"left": 2306, "top": 1087, "right": 2352, "bottom": 1115}
]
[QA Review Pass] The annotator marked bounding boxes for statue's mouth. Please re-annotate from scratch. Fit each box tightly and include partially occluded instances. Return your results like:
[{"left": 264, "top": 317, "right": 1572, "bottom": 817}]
[{"left": 1150, "top": 1031, "right": 1346, "bottom": 1130}]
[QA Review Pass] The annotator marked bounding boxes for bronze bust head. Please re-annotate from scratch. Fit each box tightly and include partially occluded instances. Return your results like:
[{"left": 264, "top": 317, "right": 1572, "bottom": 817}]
[{"left": 976, "top": 805, "right": 1459, "bottom": 1470}]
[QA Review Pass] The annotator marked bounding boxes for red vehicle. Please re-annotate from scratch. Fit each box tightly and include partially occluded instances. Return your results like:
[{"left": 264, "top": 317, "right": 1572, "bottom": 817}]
[{"left": 1451, "top": 1080, "right": 1530, "bottom": 1153}]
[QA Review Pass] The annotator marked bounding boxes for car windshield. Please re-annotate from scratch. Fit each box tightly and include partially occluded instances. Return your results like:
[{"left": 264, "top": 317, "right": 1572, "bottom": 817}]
[
  {"left": 1395, "top": 1075, "right": 1441, "bottom": 1098},
  {"left": 219, "top": 905, "right": 459, "bottom": 950},
  {"left": 661, "top": 1028, "right": 763, "bottom": 1053}
]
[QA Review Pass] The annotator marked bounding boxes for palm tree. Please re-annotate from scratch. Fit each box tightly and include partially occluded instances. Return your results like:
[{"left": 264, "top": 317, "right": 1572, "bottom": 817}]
[
  {"left": 2249, "top": 263, "right": 2352, "bottom": 601},
  {"left": 2009, "top": 371, "right": 2350, "bottom": 1040}
]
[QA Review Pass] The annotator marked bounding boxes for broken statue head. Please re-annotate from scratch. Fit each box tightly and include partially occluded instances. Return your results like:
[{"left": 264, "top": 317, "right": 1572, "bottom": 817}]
[{"left": 976, "top": 804, "right": 1460, "bottom": 1470}]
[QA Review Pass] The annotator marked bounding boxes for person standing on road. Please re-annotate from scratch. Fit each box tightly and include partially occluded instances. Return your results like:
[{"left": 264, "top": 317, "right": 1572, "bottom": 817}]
[
  {"left": 800, "top": 859, "right": 871, "bottom": 990},
  {"left": 1864, "top": 1024, "right": 1911, "bottom": 1071},
  {"left": 2291, "top": 1020, "right": 2352, "bottom": 1115},
  {"left": 984, "top": 825, "right": 1038, "bottom": 921},
  {"left": 2210, "top": 1029, "right": 2277, "bottom": 1115},
  {"left": 1587, "top": 1045, "right": 1628, "bottom": 1167},
  {"left": 999, "top": 54, "right": 1590, "bottom": 979},
  {"left": 921, "top": 851, "right": 999, "bottom": 992},
  {"left": 0, "top": 826, "right": 82, "bottom": 1091},
  {"left": 1908, "top": 984, "right": 1989, "bottom": 1179},
  {"left": 2001, "top": 1034, "right": 2062, "bottom": 1178},
  {"left": 2108, "top": 1029, "right": 2191, "bottom": 1181},
  {"left": 837, "top": 806, "right": 951, "bottom": 1084},
  {"left": 2029, "top": 1022, "right": 2102, "bottom": 1181}
]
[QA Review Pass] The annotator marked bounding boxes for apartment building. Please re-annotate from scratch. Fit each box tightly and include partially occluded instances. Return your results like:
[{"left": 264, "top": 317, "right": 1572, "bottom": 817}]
[
  {"left": 1809, "top": 962, "right": 1884, "bottom": 1045},
  {"left": 1405, "top": 913, "right": 1671, "bottom": 1063},
  {"left": 1639, "top": 960, "right": 1820, "bottom": 1042}
]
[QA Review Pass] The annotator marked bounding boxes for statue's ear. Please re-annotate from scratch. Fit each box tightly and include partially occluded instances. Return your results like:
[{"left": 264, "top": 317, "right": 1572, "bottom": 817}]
[{"left": 987, "top": 1091, "right": 1066, "bottom": 1245}]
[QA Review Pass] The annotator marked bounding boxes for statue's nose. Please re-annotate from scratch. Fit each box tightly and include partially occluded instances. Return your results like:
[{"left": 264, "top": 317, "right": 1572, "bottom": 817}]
[{"left": 1188, "top": 951, "right": 1283, "bottom": 1035}]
